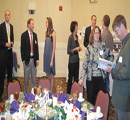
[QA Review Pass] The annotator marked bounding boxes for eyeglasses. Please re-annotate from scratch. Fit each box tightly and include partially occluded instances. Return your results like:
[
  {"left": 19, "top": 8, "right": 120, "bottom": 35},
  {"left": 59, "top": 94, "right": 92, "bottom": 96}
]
[{"left": 94, "top": 32, "right": 100, "bottom": 34}]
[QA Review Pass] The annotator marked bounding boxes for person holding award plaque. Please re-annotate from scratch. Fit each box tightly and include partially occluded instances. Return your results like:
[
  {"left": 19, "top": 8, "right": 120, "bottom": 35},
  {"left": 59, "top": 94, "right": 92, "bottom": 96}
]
[{"left": 79, "top": 26, "right": 114, "bottom": 105}]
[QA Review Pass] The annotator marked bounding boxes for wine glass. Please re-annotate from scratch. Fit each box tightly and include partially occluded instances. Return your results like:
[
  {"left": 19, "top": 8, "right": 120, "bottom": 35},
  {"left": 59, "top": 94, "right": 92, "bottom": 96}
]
[
  {"left": 0, "top": 102, "right": 5, "bottom": 115},
  {"left": 34, "top": 87, "right": 37, "bottom": 96},
  {"left": 82, "top": 102, "right": 87, "bottom": 119},
  {"left": 56, "top": 85, "right": 60, "bottom": 97},
  {"left": 73, "top": 92, "right": 78, "bottom": 103},
  {"left": 37, "top": 88, "right": 41, "bottom": 97},
  {"left": 14, "top": 92, "right": 19, "bottom": 101},
  {"left": 5, "top": 100, "right": 10, "bottom": 113},
  {"left": 19, "top": 92, "right": 24, "bottom": 102}
]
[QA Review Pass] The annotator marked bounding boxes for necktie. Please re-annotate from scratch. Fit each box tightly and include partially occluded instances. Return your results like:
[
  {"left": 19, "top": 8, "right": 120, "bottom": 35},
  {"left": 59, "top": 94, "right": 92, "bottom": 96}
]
[
  {"left": 7, "top": 24, "right": 10, "bottom": 42},
  {"left": 30, "top": 32, "right": 33, "bottom": 54}
]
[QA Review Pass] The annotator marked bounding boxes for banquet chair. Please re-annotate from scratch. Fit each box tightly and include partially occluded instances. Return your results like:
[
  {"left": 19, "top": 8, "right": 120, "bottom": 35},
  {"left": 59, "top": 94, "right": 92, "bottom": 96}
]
[
  {"left": 7, "top": 77, "right": 21, "bottom": 99},
  {"left": 95, "top": 89, "right": 110, "bottom": 120},
  {"left": 70, "top": 82, "right": 83, "bottom": 95},
  {"left": 37, "top": 76, "right": 52, "bottom": 93}
]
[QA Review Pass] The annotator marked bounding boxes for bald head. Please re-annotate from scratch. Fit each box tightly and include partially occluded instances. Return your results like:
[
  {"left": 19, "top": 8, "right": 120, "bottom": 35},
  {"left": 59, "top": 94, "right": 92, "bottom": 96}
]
[{"left": 5, "top": 10, "right": 11, "bottom": 23}]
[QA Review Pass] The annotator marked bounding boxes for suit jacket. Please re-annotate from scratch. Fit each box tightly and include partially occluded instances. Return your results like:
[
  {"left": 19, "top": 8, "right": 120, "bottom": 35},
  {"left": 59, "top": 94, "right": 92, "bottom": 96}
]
[
  {"left": 21, "top": 30, "right": 39, "bottom": 67},
  {"left": 111, "top": 33, "right": 130, "bottom": 111},
  {"left": 84, "top": 26, "right": 91, "bottom": 47},
  {"left": 0, "top": 22, "right": 14, "bottom": 50},
  {"left": 0, "top": 22, "right": 14, "bottom": 62}
]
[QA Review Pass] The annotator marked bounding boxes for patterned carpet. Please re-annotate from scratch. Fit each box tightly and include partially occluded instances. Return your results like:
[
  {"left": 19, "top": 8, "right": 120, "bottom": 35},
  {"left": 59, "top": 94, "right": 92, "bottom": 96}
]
[{"left": 3, "top": 77, "right": 115, "bottom": 120}]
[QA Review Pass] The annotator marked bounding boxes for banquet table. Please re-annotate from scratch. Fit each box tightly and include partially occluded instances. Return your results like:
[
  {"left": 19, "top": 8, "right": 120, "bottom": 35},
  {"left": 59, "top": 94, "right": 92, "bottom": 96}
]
[{"left": 0, "top": 93, "right": 105, "bottom": 120}]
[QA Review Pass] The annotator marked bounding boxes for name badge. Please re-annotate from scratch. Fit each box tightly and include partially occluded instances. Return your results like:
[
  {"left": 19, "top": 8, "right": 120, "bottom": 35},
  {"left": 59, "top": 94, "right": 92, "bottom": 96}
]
[
  {"left": 100, "top": 50, "right": 103, "bottom": 55},
  {"left": 35, "top": 40, "right": 37, "bottom": 44},
  {"left": 119, "top": 56, "right": 122, "bottom": 63}
]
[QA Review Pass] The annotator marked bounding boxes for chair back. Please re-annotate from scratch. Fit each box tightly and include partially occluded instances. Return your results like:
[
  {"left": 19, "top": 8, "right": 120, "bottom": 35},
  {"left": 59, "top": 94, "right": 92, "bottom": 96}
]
[
  {"left": 7, "top": 77, "right": 21, "bottom": 99},
  {"left": 37, "top": 76, "right": 52, "bottom": 93},
  {"left": 70, "top": 82, "right": 83, "bottom": 95},
  {"left": 95, "top": 89, "right": 110, "bottom": 120}
]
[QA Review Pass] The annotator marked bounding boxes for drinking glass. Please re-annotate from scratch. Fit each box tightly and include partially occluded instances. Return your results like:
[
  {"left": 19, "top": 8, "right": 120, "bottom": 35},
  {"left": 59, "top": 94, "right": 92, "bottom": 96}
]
[
  {"left": 39, "top": 85, "right": 42, "bottom": 93},
  {"left": 56, "top": 85, "right": 60, "bottom": 97},
  {"left": 37, "top": 88, "right": 41, "bottom": 97},
  {"left": 73, "top": 92, "right": 77, "bottom": 103},
  {"left": 19, "top": 92, "right": 24, "bottom": 102},
  {"left": 82, "top": 102, "right": 87, "bottom": 118},
  {"left": 14, "top": 92, "right": 19, "bottom": 101},
  {"left": 34, "top": 87, "right": 37, "bottom": 96},
  {"left": 0, "top": 102, "right": 5, "bottom": 115},
  {"left": 5, "top": 100, "right": 10, "bottom": 113}
]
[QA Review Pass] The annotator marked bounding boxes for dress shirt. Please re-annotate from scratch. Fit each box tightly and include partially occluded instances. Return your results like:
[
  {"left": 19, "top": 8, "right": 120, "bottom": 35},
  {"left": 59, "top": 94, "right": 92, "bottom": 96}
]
[{"left": 28, "top": 30, "right": 33, "bottom": 56}]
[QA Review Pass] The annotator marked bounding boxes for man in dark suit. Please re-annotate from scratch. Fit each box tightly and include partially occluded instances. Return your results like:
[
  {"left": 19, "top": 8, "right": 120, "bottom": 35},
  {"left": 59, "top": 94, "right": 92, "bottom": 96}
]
[
  {"left": 84, "top": 15, "right": 97, "bottom": 47},
  {"left": 21, "top": 18, "right": 39, "bottom": 95},
  {"left": 0, "top": 10, "right": 14, "bottom": 102}
]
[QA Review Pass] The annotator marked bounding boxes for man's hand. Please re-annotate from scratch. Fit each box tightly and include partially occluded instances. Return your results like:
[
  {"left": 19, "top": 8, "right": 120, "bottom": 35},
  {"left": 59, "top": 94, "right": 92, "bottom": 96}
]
[
  {"left": 104, "top": 65, "right": 112, "bottom": 73},
  {"left": 6, "top": 42, "right": 13, "bottom": 48},
  {"left": 36, "top": 61, "right": 39, "bottom": 67}
]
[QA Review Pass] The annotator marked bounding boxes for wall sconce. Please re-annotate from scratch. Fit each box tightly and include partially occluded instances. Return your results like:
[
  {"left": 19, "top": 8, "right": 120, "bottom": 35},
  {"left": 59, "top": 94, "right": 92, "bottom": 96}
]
[
  {"left": 28, "top": 2, "right": 36, "bottom": 14},
  {"left": 90, "top": 0, "right": 98, "bottom": 3}
]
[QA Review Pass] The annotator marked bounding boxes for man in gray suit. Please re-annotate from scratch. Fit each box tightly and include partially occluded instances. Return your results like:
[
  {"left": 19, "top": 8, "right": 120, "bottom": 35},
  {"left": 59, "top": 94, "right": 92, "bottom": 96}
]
[
  {"left": 101, "top": 15, "right": 113, "bottom": 92},
  {"left": 105, "top": 15, "right": 130, "bottom": 120},
  {"left": 21, "top": 18, "right": 39, "bottom": 95}
]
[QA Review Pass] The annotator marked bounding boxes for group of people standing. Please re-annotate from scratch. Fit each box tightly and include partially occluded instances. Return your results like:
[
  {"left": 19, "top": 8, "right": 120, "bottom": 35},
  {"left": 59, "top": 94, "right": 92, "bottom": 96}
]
[
  {"left": 67, "top": 15, "right": 130, "bottom": 120},
  {"left": 0, "top": 10, "right": 56, "bottom": 100},
  {"left": 0, "top": 9, "right": 130, "bottom": 120}
]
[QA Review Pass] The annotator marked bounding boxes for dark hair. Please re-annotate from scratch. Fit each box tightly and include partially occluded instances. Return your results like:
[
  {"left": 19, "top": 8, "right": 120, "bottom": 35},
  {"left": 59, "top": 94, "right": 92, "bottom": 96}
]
[
  {"left": 91, "top": 15, "right": 96, "bottom": 20},
  {"left": 27, "top": 18, "right": 34, "bottom": 27},
  {"left": 70, "top": 21, "right": 78, "bottom": 33},
  {"left": 46, "top": 17, "right": 53, "bottom": 37},
  {"left": 89, "top": 26, "right": 102, "bottom": 44},
  {"left": 103, "top": 15, "right": 110, "bottom": 27},
  {"left": 112, "top": 15, "right": 127, "bottom": 30}
]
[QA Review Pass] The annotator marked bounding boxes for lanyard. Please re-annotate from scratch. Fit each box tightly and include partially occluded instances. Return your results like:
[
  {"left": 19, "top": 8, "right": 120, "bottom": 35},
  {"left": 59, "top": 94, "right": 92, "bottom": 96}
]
[{"left": 91, "top": 46, "right": 105, "bottom": 79}]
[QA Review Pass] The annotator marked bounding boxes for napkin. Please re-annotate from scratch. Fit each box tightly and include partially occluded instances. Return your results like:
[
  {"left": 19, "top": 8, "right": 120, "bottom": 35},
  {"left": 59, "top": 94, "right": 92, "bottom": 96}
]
[
  {"left": 74, "top": 100, "right": 81, "bottom": 110},
  {"left": 49, "top": 92, "right": 52, "bottom": 99},
  {"left": 58, "top": 93, "right": 70, "bottom": 103},
  {"left": 24, "top": 93, "right": 35, "bottom": 103},
  {"left": 1, "top": 117, "right": 5, "bottom": 120},
  {"left": 10, "top": 100, "right": 19, "bottom": 114}
]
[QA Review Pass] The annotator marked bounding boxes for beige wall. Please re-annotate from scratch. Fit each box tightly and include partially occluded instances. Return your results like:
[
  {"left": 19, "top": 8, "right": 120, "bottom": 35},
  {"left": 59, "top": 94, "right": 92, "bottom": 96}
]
[
  {"left": 71, "top": 0, "right": 130, "bottom": 45},
  {"left": 0, "top": 0, "right": 71, "bottom": 43}
]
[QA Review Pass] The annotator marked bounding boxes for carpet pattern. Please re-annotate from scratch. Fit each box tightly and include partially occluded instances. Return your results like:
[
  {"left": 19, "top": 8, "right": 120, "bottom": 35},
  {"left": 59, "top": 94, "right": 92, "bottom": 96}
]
[{"left": 3, "top": 77, "right": 115, "bottom": 120}]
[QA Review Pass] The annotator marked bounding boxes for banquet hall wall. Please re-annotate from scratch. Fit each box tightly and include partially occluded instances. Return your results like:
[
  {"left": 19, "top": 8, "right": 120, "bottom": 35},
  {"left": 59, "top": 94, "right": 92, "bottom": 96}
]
[{"left": 0, "top": 0, "right": 130, "bottom": 77}]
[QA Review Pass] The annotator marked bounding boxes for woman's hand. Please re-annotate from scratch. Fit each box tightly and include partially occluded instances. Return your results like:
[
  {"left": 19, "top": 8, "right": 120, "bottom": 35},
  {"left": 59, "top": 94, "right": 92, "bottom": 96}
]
[
  {"left": 78, "top": 79, "right": 84, "bottom": 86},
  {"left": 50, "top": 61, "right": 53, "bottom": 67}
]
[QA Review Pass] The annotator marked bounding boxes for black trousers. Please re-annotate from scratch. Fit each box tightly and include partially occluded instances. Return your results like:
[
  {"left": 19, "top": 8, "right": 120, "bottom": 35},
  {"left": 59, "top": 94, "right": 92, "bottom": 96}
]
[
  {"left": 86, "top": 76, "right": 106, "bottom": 105},
  {"left": 0, "top": 50, "right": 13, "bottom": 97},
  {"left": 67, "top": 61, "right": 79, "bottom": 94}
]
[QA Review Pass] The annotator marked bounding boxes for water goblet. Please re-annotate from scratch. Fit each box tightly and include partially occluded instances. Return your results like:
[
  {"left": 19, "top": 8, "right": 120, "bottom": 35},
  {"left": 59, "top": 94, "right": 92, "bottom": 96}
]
[
  {"left": 19, "top": 92, "right": 24, "bottom": 102},
  {"left": 56, "top": 85, "right": 60, "bottom": 97},
  {"left": 73, "top": 92, "right": 78, "bottom": 103},
  {"left": 5, "top": 100, "right": 10, "bottom": 113},
  {"left": 37, "top": 88, "right": 41, "bottom": 97}
]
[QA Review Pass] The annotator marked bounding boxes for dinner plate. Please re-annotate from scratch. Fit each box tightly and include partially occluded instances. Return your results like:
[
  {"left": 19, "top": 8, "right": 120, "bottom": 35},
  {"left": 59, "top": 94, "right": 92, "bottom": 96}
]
[{"left": 78, "top": 98, "right": 84, "bottom": 102}]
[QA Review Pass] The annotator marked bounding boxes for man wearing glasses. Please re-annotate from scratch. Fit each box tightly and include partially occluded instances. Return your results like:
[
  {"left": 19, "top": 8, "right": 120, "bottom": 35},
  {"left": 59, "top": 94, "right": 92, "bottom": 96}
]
[{"left": 105, "top": 15, "right": 130, "bottom": 120}]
